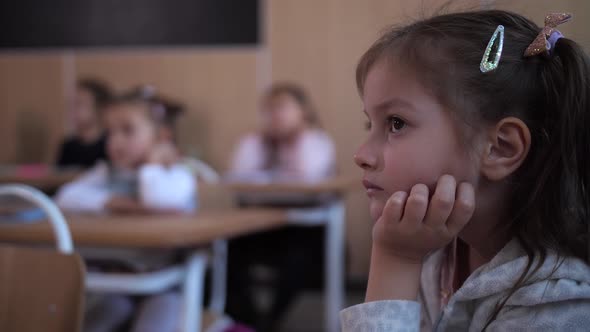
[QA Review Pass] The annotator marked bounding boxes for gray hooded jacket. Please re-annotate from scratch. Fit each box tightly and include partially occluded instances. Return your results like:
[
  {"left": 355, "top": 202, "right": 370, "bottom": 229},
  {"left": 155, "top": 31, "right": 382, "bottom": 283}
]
[{"left": 341, "top": 239, "right": 590, "bottom": 331}]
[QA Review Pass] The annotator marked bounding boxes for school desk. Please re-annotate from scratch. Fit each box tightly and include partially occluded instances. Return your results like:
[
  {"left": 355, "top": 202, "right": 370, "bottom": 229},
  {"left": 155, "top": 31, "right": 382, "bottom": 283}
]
[
  {"left": 226, "top": 176, "right": 359, "bottom": 332},
  {"left": 0, "top": 165, "right": 80, "bottom": 192},
  {"left": 0, "top": 209, "right": 287, "bottom": 248},
  {"left": 0, "top": 208, "right": 288, "bottom": 332}
]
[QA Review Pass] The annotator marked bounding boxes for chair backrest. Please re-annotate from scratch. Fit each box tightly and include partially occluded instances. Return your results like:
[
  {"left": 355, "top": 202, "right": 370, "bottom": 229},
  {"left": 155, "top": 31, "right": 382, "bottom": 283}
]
[
  {"left": 0, "top": 184, "right": 84, "bottom": 332},
  {"left": 0, "top": 245, "right": 85, "bottom": 332}
]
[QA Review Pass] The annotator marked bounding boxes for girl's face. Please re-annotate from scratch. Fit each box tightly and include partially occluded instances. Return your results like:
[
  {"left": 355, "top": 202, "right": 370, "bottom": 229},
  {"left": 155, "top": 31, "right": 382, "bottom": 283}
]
[
  {"left": 261, "top": 93, "right": 306, "bottom": 139},
  {"left": 71, "top": 87, "right": 99, "bottom": 129},
  {"left": 104, "top": 103, "right": 158, "bottom": 169},
  {"left": 355, "top": 58, "right": 480, "bottom": 221}
]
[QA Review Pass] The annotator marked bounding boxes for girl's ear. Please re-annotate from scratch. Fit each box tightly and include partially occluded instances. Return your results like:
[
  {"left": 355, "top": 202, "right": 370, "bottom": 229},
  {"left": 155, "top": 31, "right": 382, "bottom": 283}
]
[{"left": 480, "top": 117, "right": 531, "bottom": 181}]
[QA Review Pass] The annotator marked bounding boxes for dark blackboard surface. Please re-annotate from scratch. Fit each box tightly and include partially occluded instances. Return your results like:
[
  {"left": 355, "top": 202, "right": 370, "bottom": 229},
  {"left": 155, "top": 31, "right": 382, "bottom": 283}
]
[{"left": 0, "top": 0, "right": 259, "bottom": 49}]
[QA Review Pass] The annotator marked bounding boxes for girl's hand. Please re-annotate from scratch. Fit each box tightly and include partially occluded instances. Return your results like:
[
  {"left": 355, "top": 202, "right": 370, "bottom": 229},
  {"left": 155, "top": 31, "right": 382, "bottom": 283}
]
[
  {"left": 105, "top": 196, "right": 146, "bottom": 214},
  {"left": 106, "top": 196, "right": 182, "bottom": 215},
  {"left": 148, "top": 142, "right": 179, "bottom": 167},
  {"left": 372, "top": 175, "right": 475, "bottom": 263}
]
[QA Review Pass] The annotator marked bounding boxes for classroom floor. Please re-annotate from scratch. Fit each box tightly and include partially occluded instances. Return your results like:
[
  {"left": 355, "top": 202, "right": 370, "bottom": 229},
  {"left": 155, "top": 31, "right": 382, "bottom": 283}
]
[{"left": 279, "top": 288, "right": 365, "bottom": 332}]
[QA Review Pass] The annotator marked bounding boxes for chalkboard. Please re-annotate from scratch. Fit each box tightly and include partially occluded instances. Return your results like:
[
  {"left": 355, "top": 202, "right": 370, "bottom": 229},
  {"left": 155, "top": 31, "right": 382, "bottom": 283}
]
[{"left": 0, "top": 0, "right": 259, "bottom": 49}]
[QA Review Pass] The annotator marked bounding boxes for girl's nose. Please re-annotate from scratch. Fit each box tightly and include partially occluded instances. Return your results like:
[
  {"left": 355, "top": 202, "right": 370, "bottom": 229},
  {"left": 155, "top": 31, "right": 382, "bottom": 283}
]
[{"left": 354, "top": 144, "right": 378, "bottom": 171}]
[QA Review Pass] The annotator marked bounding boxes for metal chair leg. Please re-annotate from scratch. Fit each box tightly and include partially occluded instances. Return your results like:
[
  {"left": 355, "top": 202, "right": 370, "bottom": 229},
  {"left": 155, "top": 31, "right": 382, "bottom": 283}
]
[
  {"left": 209, "top": 239, "right": 228, "bottom": 315},
  {"left": 182, "top": 251, "right": 208, "bottom": 332},
  {"left": 325, "top": 201, "right": 345, "bottom": 332}
]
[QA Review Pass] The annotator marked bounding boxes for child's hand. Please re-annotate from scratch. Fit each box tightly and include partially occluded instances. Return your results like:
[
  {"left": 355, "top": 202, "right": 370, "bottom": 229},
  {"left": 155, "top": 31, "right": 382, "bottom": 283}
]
[
  {"left": 106, "top": 196, "right": 184, "bottom": 215},
  {"left": 373, "top": 175, "right": 475, "bottom": 263},
  {"left": 106, "top": 196, "right": 146, "bottom": 213},
  {"left": 147, "top": 142, "right": 179, "bottom": 167}
]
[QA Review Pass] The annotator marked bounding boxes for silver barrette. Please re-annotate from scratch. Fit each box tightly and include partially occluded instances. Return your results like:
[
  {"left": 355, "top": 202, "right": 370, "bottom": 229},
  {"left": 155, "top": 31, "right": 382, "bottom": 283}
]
[{"left": 480, "top": 25, "right": 505, "bottom": 73}]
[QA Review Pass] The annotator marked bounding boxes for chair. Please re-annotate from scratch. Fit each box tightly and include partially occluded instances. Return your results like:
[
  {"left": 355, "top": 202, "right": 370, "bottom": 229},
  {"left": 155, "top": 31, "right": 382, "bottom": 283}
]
[
  {"left": 84, "top": 158, "right": 228, "bottom": 332},
  {"left": 184, "top": 158, "right": 227, "bottom": 316},
  {"left": 0, "top": 184, "right": 85, "bottom": 332}
]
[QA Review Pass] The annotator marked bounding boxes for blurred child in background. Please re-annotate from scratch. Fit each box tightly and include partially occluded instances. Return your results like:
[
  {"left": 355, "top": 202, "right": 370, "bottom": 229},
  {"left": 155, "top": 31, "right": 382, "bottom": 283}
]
[
  {"left": 56, "top": 85, "right": 195, "bottom": 214},
  {"left": 226, "top": 83, "right": 336, "bottom": 331},
  {"left": 56, "top": 86, "right": 196, "bottom": 332},
  {"left": 229, "top": 82, "right": 335, "bottom": 182},
  {"left": 56, "top": 78, "right": 112, "bottom": 169}
]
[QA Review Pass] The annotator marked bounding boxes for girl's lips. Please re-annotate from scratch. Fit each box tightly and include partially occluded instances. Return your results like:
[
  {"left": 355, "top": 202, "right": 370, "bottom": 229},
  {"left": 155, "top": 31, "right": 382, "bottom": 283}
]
[
  {"left": 362, "top": 179, "right": 384, "bottom": 197},
  {"left": 362, "top": 179, "right": 384, "bottom": 190}
]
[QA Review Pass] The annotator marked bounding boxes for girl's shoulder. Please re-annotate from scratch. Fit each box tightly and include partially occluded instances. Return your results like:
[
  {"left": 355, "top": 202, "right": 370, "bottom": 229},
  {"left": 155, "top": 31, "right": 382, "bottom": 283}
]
[{"left": 456, "top": 239, "right": 590, "bottom": 304}]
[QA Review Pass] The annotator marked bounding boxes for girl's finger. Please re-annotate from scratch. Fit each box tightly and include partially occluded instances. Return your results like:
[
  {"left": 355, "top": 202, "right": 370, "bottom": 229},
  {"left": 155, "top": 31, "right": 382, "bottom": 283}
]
[
  {"left": 401, "top": 184, "right": 429, "bottom": 227},
  {"left": 380, "top": 191, "right": 408, "bottom": 224},
  {"left": 424, "top": 175, "right": 456, "bottom": 227},
  {"left": 446, "top": 182, "right": 475, "bottom": 234}
]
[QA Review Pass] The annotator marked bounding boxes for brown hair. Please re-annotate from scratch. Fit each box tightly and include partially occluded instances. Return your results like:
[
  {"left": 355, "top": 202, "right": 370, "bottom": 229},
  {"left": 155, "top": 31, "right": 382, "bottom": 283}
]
[
  {"left": 264, "top": 82, "right": 321, "bottom": 127},
  {"left": 357, "top": 10, "right": 590, "bottom": 327},
  {"left": 261, "top": 83, "right": 322, "bottom": 169},
  {"left": 106, "top": 85, "right": 184, "bottom": 130},
  {"left": 77, "top": 78, "right": 112, "bottom": 111}
]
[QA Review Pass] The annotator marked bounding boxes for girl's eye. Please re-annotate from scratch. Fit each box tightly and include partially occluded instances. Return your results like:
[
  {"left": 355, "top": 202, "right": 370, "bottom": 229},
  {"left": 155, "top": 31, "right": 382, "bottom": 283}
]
[{"left": 388, "top": 116, "right": 406, "bottom": 133}]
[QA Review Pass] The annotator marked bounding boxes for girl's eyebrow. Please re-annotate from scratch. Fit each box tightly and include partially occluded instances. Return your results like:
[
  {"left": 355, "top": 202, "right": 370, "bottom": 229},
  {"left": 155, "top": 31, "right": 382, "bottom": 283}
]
[
  {"left": 363, "top": 98, "right": 416, "bottom": 117},
  {"left": 373, "top": 97, "right": 416, "bottom": 113}
]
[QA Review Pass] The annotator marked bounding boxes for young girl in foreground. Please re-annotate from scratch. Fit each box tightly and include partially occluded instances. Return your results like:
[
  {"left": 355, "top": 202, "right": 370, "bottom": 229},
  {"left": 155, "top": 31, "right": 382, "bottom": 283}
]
[{"left": 342, "top": 10, "right": 590, "bottom": 331}]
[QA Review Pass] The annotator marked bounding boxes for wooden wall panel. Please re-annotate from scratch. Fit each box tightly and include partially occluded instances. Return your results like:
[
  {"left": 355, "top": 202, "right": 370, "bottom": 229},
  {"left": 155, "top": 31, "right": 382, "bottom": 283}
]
[
  {"left": 0, "top": 55, "right": 65, "bottom": 163},
  {"left": 74, "top": 50, "right": 260, "bottom": 170}
]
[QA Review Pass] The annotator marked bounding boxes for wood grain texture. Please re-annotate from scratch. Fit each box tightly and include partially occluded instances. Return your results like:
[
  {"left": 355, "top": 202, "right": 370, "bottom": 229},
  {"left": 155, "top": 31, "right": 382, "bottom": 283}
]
[
  {"left": 0, "top": 246, "right": 85, "bottom": 332},
  {"left": 0, "top": 209, "right": 287, "bottom": 249}
]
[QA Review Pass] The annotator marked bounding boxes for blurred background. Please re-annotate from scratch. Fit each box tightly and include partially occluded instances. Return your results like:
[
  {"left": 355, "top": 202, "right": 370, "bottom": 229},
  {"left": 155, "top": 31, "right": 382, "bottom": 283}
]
[{"left": 0, "top": 0, "right": 588, "bottom": 331}]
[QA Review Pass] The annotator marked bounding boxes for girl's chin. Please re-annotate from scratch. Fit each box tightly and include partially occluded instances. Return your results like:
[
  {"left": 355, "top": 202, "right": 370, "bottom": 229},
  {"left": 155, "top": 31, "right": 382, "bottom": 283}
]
[{"left": 369, "top": 199, "right": 386, "bottom": 222}]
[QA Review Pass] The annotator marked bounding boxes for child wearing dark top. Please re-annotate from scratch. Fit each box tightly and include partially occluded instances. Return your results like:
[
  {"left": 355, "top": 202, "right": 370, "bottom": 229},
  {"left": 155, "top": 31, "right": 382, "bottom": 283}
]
[{"left": 56, "top": 78, "right": 112, "bottom": 168}]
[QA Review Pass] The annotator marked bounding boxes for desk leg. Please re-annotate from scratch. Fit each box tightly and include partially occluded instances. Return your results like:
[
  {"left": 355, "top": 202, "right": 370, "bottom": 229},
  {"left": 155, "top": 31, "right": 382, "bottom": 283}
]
[
  {"left": 182, "top": 252, "right": 207, "bottom": 332},
  {"left": 326, "top": 201, "right": 345, "bottom": 332},
  {"left": 209, "top": 239, "right": 227, "bottom": 315}
]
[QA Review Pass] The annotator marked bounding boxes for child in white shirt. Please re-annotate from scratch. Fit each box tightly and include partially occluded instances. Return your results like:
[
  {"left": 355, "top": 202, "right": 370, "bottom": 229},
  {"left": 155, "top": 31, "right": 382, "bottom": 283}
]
[
  {"left": 56, "top": 87, "right": 195, "bottom": 214},
  {"left": 56, "top": 86, "right": 196, "bottom": 332},
  {"left": 229, "top": 83, "right": 335, "bottom": 183},
  {"left": 226, "top": 83, "right": 336, "bottom": 331}
]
